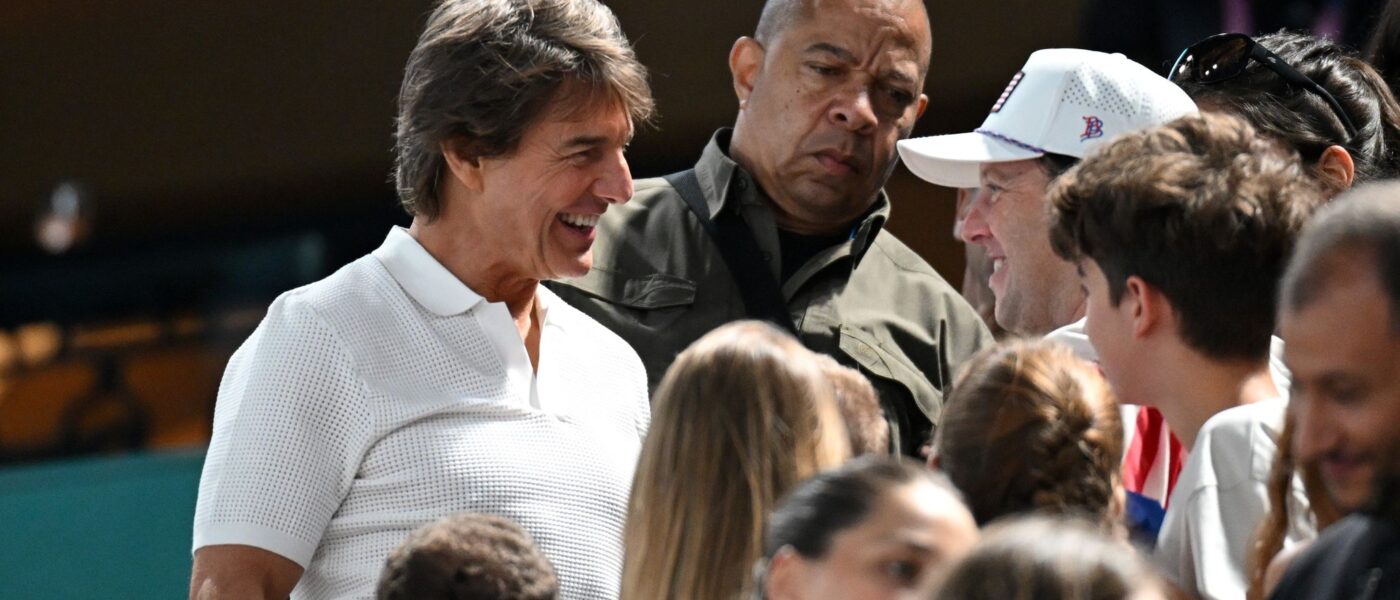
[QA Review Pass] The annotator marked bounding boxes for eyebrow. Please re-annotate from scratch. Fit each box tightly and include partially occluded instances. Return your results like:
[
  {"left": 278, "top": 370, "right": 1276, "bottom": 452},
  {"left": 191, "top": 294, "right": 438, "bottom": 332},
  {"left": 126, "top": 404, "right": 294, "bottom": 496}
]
[
  {"left": 804, "top": 42, "right": 918, "bottom": 85},
  {"left": 876, "top": 533, "right": 935, "bottom": 553},
  {"left": 805, "top": 42, "right": 858, "bottom": 63},
  {"left": 560, "top": 132, "right": 630, "bottom": 151}
]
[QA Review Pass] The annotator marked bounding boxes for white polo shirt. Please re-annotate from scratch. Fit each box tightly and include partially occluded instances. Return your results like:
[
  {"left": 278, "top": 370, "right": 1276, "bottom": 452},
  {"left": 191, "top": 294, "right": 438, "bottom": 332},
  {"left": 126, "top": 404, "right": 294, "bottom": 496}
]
[
  {"left": 1153, "top": 397, "right": 1315, "bottom": 600},
  {"left": 193, "top": 227, "right": 650, "bottom": 600}
]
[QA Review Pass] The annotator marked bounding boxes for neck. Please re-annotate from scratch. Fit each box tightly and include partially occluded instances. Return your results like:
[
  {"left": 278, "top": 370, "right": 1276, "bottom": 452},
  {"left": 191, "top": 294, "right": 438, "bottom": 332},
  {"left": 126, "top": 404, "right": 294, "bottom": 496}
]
[
  {"left": 408, "top": 218, "right": 537, "bottom": 321},
  {"left": 1144, "top": 346, "right": 1277, "bottom": 448}
]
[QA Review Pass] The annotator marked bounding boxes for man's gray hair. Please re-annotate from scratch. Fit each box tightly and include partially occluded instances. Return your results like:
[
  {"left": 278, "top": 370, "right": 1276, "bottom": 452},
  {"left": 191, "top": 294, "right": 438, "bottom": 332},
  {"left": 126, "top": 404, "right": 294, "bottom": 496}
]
[
  {"left": 1281, "top": 181, "right": 1400, "bottom": 332},
  {"left": 393, "top": 0, "right": 655, "bottom": 220}
]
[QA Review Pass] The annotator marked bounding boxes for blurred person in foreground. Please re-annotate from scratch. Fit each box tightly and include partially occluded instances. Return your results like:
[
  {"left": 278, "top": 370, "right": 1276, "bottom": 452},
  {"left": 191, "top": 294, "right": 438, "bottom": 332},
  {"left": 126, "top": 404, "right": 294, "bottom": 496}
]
[
  {"left": 548, "top": 0, "right": 992, "bottom": 457},
  {"left": 1268, "top": 182, "right": 1400, "bottom": 600},
  {"left": 621, "top": 321, "right": 850, "bottom": 600},
  {"left": 1049, "top": 112, "right": 1325, "bottom": 600},
  {"left": 930, "top": 340, "right": 1124, "bottom": 532},
  {"left": 188, "top": 1, "right": 654, "bottom": 598},
  {"left": 376, "top": 514, "right": 557, "bottom": 600},
  {"left": 758, "top": 456, "right": 978, "bottom": 600},
  {"left": 931, "top": 515, "right": 1172, "bottom": 600},
  {"left": 896, "top": 50, "right": 1197, "bottom": 539}
]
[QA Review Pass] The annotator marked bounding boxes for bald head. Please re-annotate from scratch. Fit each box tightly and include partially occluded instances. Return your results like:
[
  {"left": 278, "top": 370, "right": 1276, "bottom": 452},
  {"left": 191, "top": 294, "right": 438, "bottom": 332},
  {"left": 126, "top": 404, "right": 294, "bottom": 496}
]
[{"left": 755, "top": 0, "right": 932, "bottom": 66}]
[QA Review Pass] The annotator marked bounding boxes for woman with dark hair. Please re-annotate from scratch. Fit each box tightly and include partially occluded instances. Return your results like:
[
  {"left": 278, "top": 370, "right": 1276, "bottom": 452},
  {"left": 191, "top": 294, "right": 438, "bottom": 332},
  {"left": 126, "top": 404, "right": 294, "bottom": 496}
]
[
  {"left": 758, "top": 456, "right": 978, "bottom": 600},
  {"left": 1171, "top": 30, "right": 1400, "bottom": 194},
  {"left": 1366, "top": 0, "right": 1400, "bottom": 96},
  {"left": 931, "top": 516, "right": 1171, "bottom": 600}
]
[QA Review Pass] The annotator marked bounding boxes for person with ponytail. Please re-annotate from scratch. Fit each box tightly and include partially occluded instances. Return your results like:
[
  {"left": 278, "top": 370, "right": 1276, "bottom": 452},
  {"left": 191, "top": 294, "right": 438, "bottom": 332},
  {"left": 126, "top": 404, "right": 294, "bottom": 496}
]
[{"left": 929, "top": 339, "right": 1125, "bottom": 531}]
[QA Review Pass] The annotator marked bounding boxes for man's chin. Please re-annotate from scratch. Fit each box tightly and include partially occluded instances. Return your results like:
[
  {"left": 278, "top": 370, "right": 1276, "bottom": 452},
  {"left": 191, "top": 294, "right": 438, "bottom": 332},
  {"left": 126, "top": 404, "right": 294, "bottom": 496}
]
[{"left": 546, "top": 256, "right": 591, "bottom": 281}]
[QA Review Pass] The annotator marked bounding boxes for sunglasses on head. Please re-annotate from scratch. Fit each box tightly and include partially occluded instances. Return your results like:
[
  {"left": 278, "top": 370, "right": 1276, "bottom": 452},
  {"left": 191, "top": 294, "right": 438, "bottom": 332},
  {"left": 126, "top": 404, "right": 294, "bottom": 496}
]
[{"left": 1169, "top": 33, "right": 1359, "bottom": 142}]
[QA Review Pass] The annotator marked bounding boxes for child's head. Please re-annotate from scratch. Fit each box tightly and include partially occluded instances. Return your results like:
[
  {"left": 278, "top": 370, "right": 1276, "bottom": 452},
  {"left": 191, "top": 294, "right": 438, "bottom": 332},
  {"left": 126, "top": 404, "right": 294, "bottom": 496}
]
[
  {"left": 761, "top": 456, "right": 977, "bottom": 600},
  {"left": 376, "top": 513, "right": 557, "bottom": 600},
  {"left": 931, "top": 515, "right": 1169, "bottom": 600},
  {"left": 932, "top": 340, "right": 1123, "bottom": 528},
  {"left": 1049, "top": 112, "right": 1323, "bottom": 399}
]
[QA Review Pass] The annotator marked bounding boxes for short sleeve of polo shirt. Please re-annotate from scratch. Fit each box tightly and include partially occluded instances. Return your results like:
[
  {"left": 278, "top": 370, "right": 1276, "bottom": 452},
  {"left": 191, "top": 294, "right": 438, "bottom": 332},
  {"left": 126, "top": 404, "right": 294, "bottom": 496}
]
[{"left": 192, "top": 292, "right": 374, "bottom": 568}]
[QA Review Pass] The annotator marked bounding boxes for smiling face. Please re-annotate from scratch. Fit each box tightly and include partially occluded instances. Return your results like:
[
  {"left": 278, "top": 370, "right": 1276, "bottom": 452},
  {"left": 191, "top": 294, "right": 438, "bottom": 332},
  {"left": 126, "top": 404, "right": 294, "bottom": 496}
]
[
  {"left": 464, "top": 94, "right": 634, "bottom": 282},
  {"left": 962, "top": 160, "right": 1085, "bottom": 336},
  {"left": 729, "top": 0, "right": 930, "bottom": 234},
  {"left": 1281, "top": 252, "right": 1400, "bottom": 513},
  {"left": 777, "top": 481, "right": 978, "bottom": 600}
]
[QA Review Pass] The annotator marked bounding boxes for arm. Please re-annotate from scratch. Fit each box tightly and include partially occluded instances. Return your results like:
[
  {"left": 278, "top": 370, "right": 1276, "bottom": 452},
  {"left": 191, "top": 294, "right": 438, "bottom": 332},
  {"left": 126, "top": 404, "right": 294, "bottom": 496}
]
[{"left": 189, "top": 545, "right": 303, "bottom": 600}]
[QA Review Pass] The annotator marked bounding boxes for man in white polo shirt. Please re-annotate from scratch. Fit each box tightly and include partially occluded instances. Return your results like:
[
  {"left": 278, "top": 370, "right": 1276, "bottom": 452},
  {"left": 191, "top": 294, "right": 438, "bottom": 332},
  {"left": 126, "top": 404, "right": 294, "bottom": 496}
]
[
  {"left": 188, "top": 1, "right": 654, "bottom": 598},
  {"left": 896, "top": 49, "right": 1197, "bottom": 542}
]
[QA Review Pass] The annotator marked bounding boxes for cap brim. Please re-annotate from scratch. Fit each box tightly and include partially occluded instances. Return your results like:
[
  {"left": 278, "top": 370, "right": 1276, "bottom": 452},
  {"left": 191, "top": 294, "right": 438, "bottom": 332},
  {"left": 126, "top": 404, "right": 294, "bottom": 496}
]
[{"left": 897, "top": 132, "right": 1044, "bottom": 189}]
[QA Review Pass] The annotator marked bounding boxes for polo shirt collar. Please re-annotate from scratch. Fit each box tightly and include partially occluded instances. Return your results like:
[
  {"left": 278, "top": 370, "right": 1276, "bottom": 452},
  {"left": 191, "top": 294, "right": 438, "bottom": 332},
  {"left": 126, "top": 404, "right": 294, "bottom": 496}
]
[
  {"left": 372, "top": 226, "right": 485, "bottom": 316},
  {"left": 694, "top": 128, "right": 891, "bottom": 268}
]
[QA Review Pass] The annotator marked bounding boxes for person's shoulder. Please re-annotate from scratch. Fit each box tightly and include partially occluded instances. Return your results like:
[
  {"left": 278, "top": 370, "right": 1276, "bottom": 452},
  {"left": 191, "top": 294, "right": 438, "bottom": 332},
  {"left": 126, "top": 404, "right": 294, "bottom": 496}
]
[
  {"left": 587, "top": 174, "right": 693, "bottom": 262},
  {"left": 1199, "top": 399, "right": 1285, "bottom": 443},
  {"left": 245, "top": 254, "right": 404, "bottom": 363},
  {"left": 868, "top": 230, "right": 944, "bottom": 277},
  {"left": 1270, "top": 515, "right": 1388, "bottom": 600},
  {"left": 864, "top": 231, "right": 984, "bottom": 321},
  {"left": 1192, "top": 398, "right": 1287, "bottom": 487},
  {"left": 277, "top": 254, "right": 393, "bottom": 315},
  {"left": 601, "top": 175, "right": 685, "bottom": 223}
]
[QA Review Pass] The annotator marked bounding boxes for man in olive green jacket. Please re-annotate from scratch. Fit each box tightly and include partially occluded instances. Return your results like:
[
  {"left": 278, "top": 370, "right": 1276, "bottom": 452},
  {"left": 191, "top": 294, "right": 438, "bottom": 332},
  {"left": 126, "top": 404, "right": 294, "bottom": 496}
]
[{"left": 548, "top": 0, "right": 992, "bottom": 455}]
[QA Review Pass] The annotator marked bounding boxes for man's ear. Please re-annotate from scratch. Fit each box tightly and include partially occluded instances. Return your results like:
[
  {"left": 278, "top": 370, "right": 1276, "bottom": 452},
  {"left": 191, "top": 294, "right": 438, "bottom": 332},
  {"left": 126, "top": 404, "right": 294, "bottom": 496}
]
[
  {"left": 1123, "top": 276, "right": 1165, "bottom": 340},
  {"left": 764, "top": 546, "right": 806, "bottom": 600},
  {"left": 1317, "top": 145, "right": 1356, "bottom": 192},
  {"left": 439, "top": 138, "right": 486, "bottom": 193},
  {"left": 730, "top": 36, "right": 765, "bottom": 109},
  {"left": 915, "top": 93, "right": 929, "bottom": 120}
]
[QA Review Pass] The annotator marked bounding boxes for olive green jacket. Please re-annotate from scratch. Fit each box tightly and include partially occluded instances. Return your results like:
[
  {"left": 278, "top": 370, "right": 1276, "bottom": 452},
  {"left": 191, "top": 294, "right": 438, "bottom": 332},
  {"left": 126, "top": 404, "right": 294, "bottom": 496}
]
[{"left": 547, "top": 130, "right": 993, "bottom": 455}]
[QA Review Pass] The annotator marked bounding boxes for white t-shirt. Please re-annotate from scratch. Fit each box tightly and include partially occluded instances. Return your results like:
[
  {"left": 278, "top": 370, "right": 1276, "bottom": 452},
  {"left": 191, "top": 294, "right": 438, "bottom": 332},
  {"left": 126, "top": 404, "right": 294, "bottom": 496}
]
[
  {"left": 1153, "top": 398, "right": 1315, "bottom": 600},
  {"left": 1044, "top": 318, "right": 1293, "bottom": 502},
  {"left": 193, "top": 227, "right": 650, "bottom": 600}
]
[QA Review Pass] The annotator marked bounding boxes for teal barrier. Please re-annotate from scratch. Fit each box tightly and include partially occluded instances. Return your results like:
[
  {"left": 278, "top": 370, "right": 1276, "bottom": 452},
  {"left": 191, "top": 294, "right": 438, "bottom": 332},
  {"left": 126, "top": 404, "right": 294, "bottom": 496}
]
[{"left": 0, "top": 449, "right": 206, "bottom": 599}]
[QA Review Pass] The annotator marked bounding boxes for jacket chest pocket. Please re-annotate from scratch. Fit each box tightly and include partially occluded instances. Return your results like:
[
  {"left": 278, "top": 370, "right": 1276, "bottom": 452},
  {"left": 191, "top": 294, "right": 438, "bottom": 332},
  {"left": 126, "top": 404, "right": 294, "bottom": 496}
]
[{"left": 837, "top": 325, "right": 944, "bottom": 426}]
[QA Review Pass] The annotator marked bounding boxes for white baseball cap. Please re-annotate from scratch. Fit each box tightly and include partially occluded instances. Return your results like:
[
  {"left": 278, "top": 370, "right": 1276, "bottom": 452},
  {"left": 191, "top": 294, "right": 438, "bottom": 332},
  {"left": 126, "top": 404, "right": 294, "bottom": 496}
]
[{"left": 897, "top": 48, "right": 1198, "bottom": 188}]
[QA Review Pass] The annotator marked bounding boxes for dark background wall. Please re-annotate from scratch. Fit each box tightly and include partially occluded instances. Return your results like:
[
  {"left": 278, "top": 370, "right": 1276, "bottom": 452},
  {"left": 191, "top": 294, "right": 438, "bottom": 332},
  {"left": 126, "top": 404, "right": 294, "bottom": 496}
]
[
  {"left": 1, "top": 0, "right": 1084, "bottom": 276},
  {"left": 0, "top": 0, "right": 1089, "bottom": 460}
]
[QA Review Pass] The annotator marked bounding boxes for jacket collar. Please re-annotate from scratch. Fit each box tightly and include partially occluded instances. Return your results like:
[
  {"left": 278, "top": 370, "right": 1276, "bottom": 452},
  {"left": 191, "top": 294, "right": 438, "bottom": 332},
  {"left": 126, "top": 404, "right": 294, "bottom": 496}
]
[{"left": 693, "top": 128, "right": 891, "bottom": 267}]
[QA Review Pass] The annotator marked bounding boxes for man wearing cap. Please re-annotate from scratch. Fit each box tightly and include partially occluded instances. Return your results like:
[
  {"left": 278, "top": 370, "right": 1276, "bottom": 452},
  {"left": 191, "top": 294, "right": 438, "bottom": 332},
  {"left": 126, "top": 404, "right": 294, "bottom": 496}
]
[
  {"left": 897, "top": 49, "right": 1197, "bottom": 339},
  {"left": 549, "top": 0, "right": 992, "bottom": 456},
  {"left": 897, "top": 49, "right": 1199, "bottom": 540}
]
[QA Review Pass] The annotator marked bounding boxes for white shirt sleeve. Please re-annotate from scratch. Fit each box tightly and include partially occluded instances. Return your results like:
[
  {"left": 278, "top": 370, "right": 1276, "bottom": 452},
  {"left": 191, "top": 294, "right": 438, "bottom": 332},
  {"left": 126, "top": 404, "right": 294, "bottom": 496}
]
[{"left": 192, "top": 293, "right": 374, "bottom": 568}]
